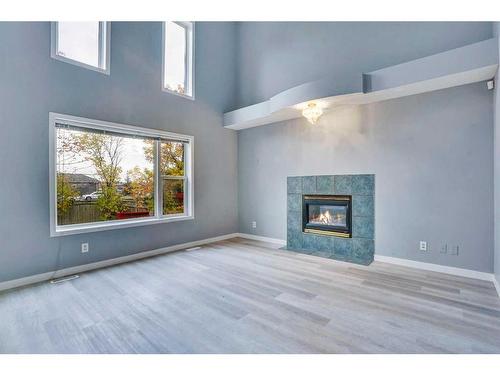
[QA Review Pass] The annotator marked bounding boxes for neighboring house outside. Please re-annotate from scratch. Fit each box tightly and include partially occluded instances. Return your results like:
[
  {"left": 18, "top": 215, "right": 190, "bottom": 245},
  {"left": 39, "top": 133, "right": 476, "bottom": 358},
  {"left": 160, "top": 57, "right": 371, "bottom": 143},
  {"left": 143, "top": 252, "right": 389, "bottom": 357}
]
[
  {"left": 60, "top": 173, "right": 100, "bottom": 195},
  {"left": 116, "top": 183, "right": 126, "bottom": 194}
]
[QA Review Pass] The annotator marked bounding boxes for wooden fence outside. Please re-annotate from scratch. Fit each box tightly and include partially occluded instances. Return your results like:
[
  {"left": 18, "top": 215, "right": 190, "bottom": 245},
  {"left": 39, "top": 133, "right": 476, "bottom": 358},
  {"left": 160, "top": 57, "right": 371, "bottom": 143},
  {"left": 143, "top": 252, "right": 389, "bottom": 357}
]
[{"left": 57, "top": 202, "right": 102, "bottom": 225}]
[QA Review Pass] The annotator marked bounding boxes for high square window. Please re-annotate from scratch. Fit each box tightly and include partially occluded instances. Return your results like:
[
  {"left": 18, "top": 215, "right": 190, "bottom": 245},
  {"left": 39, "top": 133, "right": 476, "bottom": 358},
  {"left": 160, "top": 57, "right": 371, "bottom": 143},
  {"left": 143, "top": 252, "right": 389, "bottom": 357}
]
[
  {"left": 51, "top": 22, "right": 110, "bottom": 74},
  {"left": 163, "top": 21, "right": 194, "bottom": 98},
  {"left": 49, "top": 113, "right": 194, "bottom": 236}
]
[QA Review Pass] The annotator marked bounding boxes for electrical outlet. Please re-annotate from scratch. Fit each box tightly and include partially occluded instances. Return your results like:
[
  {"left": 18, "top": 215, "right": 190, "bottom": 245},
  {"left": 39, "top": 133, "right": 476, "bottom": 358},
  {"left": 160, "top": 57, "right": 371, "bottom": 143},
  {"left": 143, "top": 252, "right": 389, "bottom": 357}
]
[
  {"left": 419, "top": 241, "right": 427, "bottom": 251},
  {"left": 252, "top": 221, "right": 257, "bottom": 229},
  {"left": 440, "top": 244, "right": 447, "bottom": 254},
  {"left": 81, "top": 243, "right": 89, "bottom": 253}
]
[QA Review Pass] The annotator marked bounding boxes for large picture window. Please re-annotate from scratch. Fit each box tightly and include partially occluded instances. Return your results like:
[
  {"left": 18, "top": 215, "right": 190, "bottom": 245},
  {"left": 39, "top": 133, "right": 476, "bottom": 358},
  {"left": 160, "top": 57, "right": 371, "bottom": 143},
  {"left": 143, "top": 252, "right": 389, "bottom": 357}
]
[
  {"left": 49, "top": 113, "right": 193, "bottom": 236},
  {"left": 162, "top": 21, "right": 194, "bottom": 98}
]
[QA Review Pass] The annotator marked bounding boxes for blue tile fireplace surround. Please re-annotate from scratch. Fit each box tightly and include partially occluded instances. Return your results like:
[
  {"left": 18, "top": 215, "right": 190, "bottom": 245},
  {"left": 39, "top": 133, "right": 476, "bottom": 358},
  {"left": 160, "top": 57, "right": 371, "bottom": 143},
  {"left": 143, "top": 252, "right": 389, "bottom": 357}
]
[{"left": 286, "top": 174, "right": 375, "bottom": 265}]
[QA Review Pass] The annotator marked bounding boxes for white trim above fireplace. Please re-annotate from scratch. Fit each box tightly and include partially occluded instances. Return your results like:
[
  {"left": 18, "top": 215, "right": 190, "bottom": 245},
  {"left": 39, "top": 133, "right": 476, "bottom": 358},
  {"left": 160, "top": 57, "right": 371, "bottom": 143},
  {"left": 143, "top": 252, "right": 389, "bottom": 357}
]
[{"left": 224, "top": 38, "right": 498, "bottom": 130}]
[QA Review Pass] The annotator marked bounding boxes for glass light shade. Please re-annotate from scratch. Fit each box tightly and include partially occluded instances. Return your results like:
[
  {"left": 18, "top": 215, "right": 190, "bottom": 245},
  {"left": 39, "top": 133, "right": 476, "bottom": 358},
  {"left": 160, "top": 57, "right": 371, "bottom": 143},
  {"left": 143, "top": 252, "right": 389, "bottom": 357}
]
[{"left": 302, "top": 103, "right": 323, "bottom": 124}]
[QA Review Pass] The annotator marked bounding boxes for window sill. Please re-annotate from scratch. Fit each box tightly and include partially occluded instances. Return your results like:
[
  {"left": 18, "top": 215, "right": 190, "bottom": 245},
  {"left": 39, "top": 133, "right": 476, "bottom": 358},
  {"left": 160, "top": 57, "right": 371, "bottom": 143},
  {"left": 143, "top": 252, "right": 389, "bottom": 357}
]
[
  {"left": 162, "top": 87, "right": 195, "bottom": 101},
  {"left": 50, "top": 214, "right": 194, "bottom": 237},
  {"left": 51, "top": 53, "right": 110, "bottom": 75}
]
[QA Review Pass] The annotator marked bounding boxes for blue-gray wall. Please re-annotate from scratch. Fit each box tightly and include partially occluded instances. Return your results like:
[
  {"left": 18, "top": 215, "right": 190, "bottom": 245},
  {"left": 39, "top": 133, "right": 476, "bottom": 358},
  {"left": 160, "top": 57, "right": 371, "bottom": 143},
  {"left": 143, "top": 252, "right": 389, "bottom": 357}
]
[
  {"left": 0, "top": 22, "right": 239, "bottom": 283},
  {"left": 234, "top": 22, "right": 493, "bottom": 108},
  {"left": 1, "top": 21, "right": 497, "bottom": 283},
  {"left": 236, "top": 22, "right": 495, "bottom": 273},
  {"left": 238, "top": 83, "right": 494, "bottom": 272},
  {"left": 494, "top": 23, "right": 500, "bottom": 285}
]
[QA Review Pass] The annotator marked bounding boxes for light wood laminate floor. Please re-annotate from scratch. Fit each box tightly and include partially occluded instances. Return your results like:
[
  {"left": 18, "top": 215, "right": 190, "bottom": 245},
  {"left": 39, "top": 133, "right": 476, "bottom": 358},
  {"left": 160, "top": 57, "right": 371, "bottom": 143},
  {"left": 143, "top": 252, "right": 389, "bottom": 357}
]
[{"left": 1, "top": 238, "right": 499, "bottom": 353}]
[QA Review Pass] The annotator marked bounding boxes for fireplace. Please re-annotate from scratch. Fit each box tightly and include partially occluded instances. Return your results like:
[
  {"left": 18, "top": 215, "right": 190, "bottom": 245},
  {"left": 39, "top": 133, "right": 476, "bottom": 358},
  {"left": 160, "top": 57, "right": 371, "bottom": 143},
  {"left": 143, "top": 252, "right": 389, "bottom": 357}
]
[{"left": 302, "top": 195, "right": 352, "bottom": 237}]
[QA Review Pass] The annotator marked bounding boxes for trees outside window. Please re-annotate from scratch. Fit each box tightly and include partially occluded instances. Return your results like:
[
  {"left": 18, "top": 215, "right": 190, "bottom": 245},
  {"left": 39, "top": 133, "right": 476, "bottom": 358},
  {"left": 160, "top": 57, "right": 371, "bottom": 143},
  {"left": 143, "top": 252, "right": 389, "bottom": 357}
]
[{"left": 53, "top": 115, "right": 191, "bottom": 235}]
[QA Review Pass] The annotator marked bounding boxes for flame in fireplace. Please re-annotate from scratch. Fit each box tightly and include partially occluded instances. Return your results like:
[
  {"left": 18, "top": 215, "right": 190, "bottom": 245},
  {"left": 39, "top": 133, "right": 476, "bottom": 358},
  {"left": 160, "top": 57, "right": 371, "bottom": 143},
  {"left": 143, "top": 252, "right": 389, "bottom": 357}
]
[
  {"left": 318, "top": 210, "right": 332, "bottom": 224},
  {"left": 310, "top": 208, "right": 346, "bottom": 226}
]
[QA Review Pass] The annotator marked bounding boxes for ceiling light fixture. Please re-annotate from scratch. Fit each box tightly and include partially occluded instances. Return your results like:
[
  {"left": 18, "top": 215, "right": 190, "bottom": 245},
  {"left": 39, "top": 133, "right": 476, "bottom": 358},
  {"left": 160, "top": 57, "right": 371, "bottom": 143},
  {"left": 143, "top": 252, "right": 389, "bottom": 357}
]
[{"left": 302, "top": 102, "right": 323, "bottom": 124}]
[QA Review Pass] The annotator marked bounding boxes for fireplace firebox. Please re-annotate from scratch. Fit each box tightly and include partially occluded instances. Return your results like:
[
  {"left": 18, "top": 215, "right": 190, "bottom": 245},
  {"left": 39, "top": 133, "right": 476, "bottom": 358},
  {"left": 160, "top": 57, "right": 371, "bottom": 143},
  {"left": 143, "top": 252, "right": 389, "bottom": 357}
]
[{"left": 302, "top": 195, "right": 352, "bottom": 237}]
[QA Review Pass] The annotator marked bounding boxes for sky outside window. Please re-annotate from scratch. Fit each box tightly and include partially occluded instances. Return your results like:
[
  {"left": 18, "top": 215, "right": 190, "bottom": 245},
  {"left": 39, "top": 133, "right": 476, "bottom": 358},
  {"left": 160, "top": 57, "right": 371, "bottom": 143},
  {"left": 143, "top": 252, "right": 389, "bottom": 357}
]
[
  {"left": 164, "top": 22, "right": 187, "bottom": 94},
  {"left": 57, "top": 22, "right": 100, "bottom": 67}
]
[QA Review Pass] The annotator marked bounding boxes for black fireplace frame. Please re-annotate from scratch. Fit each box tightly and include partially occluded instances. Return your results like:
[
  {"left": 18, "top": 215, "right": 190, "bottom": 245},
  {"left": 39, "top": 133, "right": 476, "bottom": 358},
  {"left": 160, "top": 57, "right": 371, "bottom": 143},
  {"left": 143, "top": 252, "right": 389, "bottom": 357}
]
[{"left": 302, "top": 195, "right": 352, "bottom": 237}]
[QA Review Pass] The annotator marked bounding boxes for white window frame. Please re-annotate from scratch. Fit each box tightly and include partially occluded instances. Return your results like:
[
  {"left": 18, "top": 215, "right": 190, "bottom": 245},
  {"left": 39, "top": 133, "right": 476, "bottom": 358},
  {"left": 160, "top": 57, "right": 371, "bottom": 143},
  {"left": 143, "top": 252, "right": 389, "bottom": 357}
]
[
  {"left": 49, "top": 112, "right": 194, "bottom": 237},
  {"left": 162, "top": 21, "right": 195, "bottom": 99},
  {"left": 50, "top": 22, "right": 111, "bottom": 75}
]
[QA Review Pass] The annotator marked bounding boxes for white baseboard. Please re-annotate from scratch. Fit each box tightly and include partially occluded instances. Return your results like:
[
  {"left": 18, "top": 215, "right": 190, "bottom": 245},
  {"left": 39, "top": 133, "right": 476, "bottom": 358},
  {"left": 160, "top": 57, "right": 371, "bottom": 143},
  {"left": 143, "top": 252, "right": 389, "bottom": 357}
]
[
  {"left": 493, "top": 275, "right": 500, "bottom": 298},
  {"left": 375, "top": 254, "right": 494, "bottom": 282},
  {"left": 0, "top": 271, "right": 57, "bottom": 293},
  {"left": 0, "top": 233, "right": 239, "bottom": 293},
  {"left": 236, "top": 232, "right": 286, "bottom": 245},
  {"left": 236, "top": 234, "right": 499, "bottom": 296},
  {"left": 2, "top": 232, "right": 498, "bottom": 299}
]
